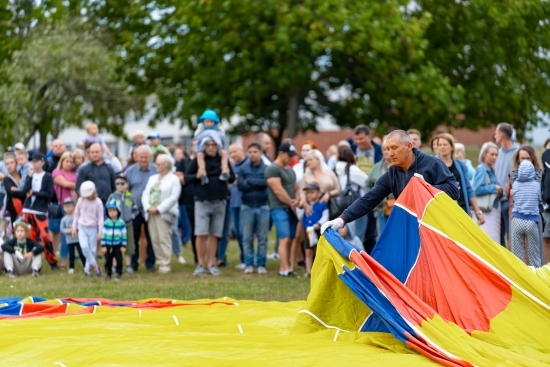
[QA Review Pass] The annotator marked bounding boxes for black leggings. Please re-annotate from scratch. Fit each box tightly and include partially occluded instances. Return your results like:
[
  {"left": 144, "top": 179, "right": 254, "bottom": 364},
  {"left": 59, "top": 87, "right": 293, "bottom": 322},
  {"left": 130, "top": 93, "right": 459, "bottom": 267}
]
[
  {"left": 68, "top": 243, "right": 86, "bottom": 269},
  {"left": 105, "top": 246, "right": 123, "bottom": 276}
]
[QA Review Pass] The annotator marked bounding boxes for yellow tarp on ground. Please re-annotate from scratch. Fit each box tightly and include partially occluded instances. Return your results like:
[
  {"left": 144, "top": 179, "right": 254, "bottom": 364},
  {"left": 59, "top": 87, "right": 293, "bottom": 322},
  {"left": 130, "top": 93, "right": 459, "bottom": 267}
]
[{"left": 0, "top": 298, "right": 438, "bottom": 366}]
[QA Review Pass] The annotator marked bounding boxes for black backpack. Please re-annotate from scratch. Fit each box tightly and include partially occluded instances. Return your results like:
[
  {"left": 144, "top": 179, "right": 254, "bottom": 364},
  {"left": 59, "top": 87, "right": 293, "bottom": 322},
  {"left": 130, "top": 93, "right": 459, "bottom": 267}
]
[{"left": 329, "top": 164, "right": 362, "bottom": 220}]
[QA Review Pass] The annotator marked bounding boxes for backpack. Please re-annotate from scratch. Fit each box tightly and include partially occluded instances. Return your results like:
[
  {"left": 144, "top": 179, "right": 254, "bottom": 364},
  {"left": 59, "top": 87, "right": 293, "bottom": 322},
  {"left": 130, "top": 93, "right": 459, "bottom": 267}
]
[{"left": 329, "top": 164, "right": 362, "bottom": 220}]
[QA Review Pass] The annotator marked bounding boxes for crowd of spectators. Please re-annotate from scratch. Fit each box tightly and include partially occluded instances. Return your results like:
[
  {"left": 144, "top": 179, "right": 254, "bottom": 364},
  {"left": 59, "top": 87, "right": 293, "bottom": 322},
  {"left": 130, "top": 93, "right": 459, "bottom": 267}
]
[{"left": 0, "top": 116, "right": 548, "bottom": 279}]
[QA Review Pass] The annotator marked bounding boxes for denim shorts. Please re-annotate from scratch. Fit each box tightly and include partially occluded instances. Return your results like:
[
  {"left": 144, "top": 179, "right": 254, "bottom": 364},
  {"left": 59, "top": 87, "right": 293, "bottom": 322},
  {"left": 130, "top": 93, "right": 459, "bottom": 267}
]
[
  {"left": 270, "top": 208, "right": 298, "bottom": 239},
  {"left": 48, "top": 217, "right": 61, "bottom": 233}
]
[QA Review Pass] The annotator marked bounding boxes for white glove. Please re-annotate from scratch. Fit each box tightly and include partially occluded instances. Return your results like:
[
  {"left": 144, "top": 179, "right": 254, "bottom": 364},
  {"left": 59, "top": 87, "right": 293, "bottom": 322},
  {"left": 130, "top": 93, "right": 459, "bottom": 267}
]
[
  {"left": 413, "top": 173, "right": 425, "bottom": 181},
  {"left": 321, "top": 218, "right": 344, "bottom": 234},
  {"left": 15, "top": 251, "right": 24, "bottom": 262}
]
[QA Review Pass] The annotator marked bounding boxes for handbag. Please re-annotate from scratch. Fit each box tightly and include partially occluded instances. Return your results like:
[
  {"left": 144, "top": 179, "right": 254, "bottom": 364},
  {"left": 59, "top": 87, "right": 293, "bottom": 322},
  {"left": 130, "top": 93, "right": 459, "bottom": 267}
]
[
  {"left": 477, "top": 171, "right": 497, "bottom": 213},
  {"left": 329, "top": 165, "right": 362, "bottom": 219},
  {"left": 47, "top": 185, "right": 63, "bottom": 219}
]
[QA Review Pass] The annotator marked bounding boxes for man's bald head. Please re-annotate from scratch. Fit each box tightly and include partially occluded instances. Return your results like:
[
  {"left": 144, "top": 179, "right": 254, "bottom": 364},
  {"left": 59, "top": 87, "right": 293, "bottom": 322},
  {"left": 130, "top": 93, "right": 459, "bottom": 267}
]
[
  {"left": 229, "top": 142, "right": 245, "bottom": 163},
  {"left": 89, "top": 143, "right": 103, "bottom": 164}
]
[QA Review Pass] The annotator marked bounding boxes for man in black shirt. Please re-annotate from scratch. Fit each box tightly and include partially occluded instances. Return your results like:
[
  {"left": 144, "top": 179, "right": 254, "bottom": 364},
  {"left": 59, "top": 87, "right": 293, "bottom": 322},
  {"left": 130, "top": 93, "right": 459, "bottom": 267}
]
[
  {"left": 175, "top": 149, "right": 197, "bottom": 264},
  {"left": 185, "top": 137, "right": 235, "bottom": 276}
]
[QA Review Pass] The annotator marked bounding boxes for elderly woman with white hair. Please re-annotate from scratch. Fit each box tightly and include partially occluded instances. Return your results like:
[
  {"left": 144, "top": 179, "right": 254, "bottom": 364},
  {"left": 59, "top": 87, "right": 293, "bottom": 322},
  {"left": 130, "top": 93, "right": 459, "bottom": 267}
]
[
  {"left": 142, "top": 154, "right": 181, "bottom": 273},
  {"left": 474, "top": 142, "right": 504, "bottom": 244}
]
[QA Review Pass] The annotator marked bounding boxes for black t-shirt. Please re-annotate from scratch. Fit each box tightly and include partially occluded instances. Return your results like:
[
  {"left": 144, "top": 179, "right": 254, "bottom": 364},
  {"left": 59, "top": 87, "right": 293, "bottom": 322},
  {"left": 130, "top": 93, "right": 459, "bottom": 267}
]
[
  {"left": 176, "top": 157, "right": 195, "bottom": 207},
  {"left": 448, "top": 161, "right": 465, "bottom": 210}
]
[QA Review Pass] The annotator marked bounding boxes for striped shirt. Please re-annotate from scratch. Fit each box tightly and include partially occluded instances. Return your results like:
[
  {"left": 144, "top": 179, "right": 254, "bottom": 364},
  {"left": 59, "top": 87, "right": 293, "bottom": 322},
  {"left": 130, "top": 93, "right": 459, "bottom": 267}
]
[
  {"left": 512, "top": 161, "right": 541, "bottom": 221},
  {"left": 101, "top": 218, "right": 127, "bottom": 246}
]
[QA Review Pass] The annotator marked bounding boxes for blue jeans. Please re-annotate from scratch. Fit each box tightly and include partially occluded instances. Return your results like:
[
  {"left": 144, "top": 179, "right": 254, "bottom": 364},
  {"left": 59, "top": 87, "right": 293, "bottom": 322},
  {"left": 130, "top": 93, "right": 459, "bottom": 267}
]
[
  {"left": 178, "top": 204, "right": 191, "bottom": 244},
  {"left": 131, "top": 213, "right": 156, "bottom": 270},
  {"left": 60, "top": 234, "right": 68, "bottom": 259},
  {"left": 354, "top": 215, "right": 368, "bottom": 243},
  {"left": 241, "top": 205, "right": 269, "bottom": 267},
  {"left": 216, "top": 200, "right": 232, "bottom": 262},
  {"left": 171, "top": 220, "right": 181, "bottom": 256},
  {"left": 377, "top": 213, "right": 389, "bottom": 236},
  {"left": 500, "top": 200, "right": 510, "bottom": 247},
  {"left": 231, "top": 206, "right": 244, "bottom": 264}
]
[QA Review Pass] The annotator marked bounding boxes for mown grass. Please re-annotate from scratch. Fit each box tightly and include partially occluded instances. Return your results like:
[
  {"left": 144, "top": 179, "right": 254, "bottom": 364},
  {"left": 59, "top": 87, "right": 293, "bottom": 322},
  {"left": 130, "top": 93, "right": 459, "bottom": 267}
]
[{"left": 0, "top": 233, "right": 311, "bottom": 302}]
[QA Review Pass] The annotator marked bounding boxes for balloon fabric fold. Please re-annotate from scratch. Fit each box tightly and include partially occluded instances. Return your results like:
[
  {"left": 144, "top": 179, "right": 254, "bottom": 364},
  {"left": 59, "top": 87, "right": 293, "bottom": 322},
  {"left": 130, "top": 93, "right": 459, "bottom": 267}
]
[{"left": 295, "top": 177, "right": 550, "bottom": 367}]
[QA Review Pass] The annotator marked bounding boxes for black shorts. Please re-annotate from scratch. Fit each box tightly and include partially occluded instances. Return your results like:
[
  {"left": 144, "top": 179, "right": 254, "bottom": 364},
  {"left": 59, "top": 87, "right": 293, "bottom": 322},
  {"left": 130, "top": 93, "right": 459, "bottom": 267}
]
[{"left": 302, "top": 227, "right": 321, "bottom": 251}]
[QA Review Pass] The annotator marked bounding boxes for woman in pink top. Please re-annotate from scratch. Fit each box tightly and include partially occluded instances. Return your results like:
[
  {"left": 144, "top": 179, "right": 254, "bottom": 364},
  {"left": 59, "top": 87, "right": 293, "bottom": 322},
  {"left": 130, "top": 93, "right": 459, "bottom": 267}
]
[
  {"left": 51, "top": 151, "right": 77, "bottom": 268},
  {"left": 52, "top": 151, "right": 77, "bottom": 204}
]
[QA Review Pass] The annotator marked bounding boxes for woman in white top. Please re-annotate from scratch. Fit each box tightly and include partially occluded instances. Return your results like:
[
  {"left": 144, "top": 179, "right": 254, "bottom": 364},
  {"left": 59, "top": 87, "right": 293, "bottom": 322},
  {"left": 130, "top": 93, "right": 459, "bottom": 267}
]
[
  {"left": 334, "top": 146, "right": 368, "bottom": 196},
  {"left": 334, "top": 145, "right": 368, "bottom": 242},
  {"left": 142, "top": 154, "right": 181, "bottom": 273}
]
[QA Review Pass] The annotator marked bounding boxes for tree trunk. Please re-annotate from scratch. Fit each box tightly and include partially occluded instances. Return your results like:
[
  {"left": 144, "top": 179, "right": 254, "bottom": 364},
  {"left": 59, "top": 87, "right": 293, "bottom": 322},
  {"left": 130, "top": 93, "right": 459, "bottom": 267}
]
[
  {"left": 39, "top": 130, "right": 48, "bottom": 153},
  {"left": 286, "top": 92, "right": 300, "bottom": 139}
]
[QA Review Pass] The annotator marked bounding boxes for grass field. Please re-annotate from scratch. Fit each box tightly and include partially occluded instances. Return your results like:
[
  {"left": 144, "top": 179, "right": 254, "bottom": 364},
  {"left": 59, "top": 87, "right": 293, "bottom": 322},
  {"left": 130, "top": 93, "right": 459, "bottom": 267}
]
[{"left": 0, "top": 234, "right": 311, "bottom": 302}]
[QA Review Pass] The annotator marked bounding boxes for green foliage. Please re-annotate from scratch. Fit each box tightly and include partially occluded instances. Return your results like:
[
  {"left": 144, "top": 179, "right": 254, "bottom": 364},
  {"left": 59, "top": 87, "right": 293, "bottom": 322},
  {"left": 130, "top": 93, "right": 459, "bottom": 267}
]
[
  {"left": 0, "top": 19, "right": 139, "bottom": 147},
  {"left": 416, "top": 0, "right": 550, "bottom": 135},
  {"left": 144, "top": 0, "right": 461, "bottom": 143}
]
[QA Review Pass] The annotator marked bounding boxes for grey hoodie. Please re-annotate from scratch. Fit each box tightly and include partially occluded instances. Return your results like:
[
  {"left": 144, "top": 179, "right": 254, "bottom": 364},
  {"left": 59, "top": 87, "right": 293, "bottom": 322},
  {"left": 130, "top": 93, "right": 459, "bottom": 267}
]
[
  {"left": 494, "top": 143, "right": 520, "bottom": 200},
  {"left": 107, "top": 190, "right": 139, "bottom": 225}
]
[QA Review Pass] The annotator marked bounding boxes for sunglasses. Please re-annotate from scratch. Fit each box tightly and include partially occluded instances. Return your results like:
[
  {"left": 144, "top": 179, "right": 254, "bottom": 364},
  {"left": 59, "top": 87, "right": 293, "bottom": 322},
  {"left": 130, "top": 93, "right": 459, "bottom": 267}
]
[{"left": 115, "top": 182, "right": 127, "bottom": 186}]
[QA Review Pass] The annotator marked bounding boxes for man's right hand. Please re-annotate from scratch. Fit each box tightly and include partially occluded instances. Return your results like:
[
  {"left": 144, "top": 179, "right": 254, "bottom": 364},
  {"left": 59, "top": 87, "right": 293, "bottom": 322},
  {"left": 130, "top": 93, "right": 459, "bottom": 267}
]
[{"left": 321, "top": 218, "right": 344, "bottom": 234}]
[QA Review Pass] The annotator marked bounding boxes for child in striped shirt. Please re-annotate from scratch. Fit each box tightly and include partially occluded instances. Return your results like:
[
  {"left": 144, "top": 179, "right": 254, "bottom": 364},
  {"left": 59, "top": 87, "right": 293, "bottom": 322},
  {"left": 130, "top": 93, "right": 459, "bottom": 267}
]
[
  {"left": 511, "top": 160, "right": 542, "bottom": 267},
  {"left": 101, "top": 199, "right": 127, "bottom": 281}
]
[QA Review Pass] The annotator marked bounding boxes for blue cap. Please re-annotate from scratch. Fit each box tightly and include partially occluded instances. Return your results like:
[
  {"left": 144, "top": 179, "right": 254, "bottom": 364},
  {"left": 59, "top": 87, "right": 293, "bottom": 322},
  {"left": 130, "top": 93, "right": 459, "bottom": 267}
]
[
  {"left": 148, "top": 132, "right": 161, "bottom": 140},
  {"left": 199, "top": 109, "right": 220, "bottom": 124},
  {"left": 105, "top": 199, "right": 120, "bottom": 212}
]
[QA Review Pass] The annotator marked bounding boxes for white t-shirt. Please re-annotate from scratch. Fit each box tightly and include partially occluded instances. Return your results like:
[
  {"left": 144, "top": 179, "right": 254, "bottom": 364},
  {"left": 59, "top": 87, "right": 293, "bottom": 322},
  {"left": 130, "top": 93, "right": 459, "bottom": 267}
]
[{"left": 31, "top": 171, "right": 45, "bottom": 206}]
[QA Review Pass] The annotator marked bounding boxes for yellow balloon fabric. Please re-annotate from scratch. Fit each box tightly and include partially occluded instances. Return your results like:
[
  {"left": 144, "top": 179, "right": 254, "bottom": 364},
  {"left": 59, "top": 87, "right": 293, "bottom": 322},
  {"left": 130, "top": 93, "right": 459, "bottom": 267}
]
[{"left": 0, "top": 297, "right": 438, "bottom": 367}]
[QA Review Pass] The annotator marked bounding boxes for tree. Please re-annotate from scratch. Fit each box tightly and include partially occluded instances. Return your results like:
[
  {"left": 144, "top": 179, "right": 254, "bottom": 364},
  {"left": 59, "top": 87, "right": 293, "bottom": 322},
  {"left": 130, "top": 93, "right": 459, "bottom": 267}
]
[
  {"left": 141, "top": 0, "right": 461, "bottom": 145},
  {"left": 414, "top": 0, "right": 550, "bottom": 135},
  {"left": 0, "top": 20, "right": 139, "bottom": 150}
]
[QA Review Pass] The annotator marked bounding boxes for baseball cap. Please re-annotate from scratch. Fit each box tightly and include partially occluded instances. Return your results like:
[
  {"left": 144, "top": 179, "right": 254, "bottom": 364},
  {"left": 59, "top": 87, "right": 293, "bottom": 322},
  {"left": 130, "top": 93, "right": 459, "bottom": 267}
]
[
  {"left": 80, "top": 181, "right": 96, "bottom": 198},
  {"left": 302, "top": 183, "right": 321, "bottom": 191},
  {"left": 14, "top": 142, "right": 25, "bottom": 151},
  {"left": 115, "top": 173, "right": 128, "bottom": 182},
  {"left": 278, "top": 142, "right": 297, "bottom": 157},
  {"left": 148, "top": 132, "right": 161, "bottom": 140},
  {"left": 63, "top": 197, "right": 75, "bottom": 205},
  {"left": 31, "top": 152, "right": 45, "bottom": 161}
]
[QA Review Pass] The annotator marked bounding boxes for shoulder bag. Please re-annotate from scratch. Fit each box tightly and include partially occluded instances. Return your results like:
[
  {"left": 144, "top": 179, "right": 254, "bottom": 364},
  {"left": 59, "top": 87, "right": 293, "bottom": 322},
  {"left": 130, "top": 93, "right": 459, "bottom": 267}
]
[
  {"left": 477, "top": 170, "right": 497, "bottom": 213},
  {"left": 329, "top": 165, "right": 362, "bottom": 220}
]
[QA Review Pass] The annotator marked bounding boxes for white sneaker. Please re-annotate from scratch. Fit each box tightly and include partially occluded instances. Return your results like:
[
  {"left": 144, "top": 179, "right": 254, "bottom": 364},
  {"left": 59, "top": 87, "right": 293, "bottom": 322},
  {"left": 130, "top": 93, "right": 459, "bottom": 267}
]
[
  {"left": 68, "top": 268, "right": 75, "bottom": 274},
  {"left": 158, "top": 266, "right": 171, "bottom": 274},
  {"left": 267, "top": 252, "right": 280, "bottom": 260},
  {"left": 235, "top": 263, "right": 247, "bottom": 270},
  {"left": 177, "top": 255, "right": 186, "bottom": 264},
  {"left": 244, "top": 266, "right": 254, "bottom": 274},
  {"left": 257, "top": 266, "right": 267, "bottom": 274}
]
